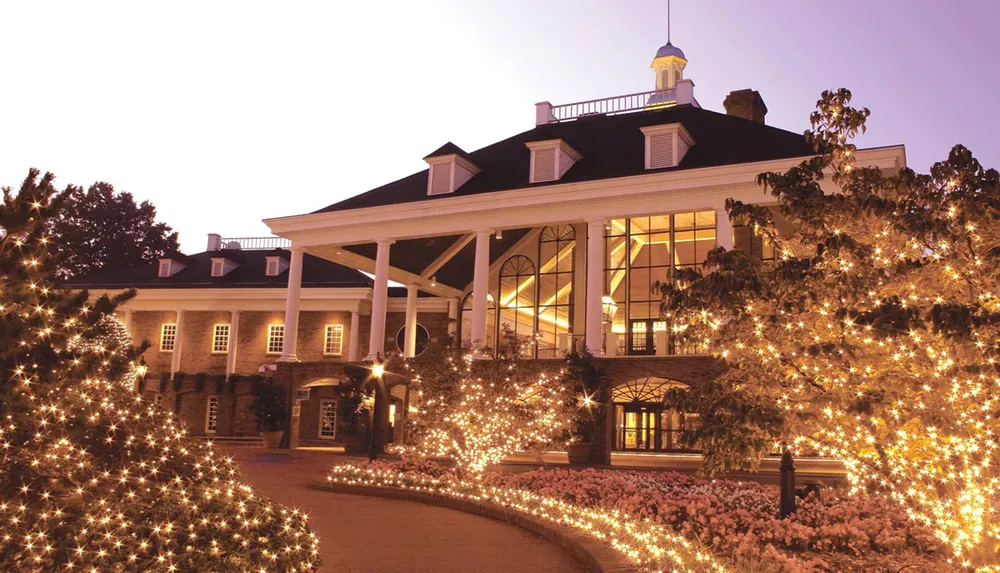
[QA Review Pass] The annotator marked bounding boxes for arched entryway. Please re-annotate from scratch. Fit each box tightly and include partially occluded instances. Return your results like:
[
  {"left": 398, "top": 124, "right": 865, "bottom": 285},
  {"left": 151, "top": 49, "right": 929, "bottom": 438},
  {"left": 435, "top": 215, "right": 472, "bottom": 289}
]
[{"left": 612, "top": 377, "right": 699, "bottom": 453}]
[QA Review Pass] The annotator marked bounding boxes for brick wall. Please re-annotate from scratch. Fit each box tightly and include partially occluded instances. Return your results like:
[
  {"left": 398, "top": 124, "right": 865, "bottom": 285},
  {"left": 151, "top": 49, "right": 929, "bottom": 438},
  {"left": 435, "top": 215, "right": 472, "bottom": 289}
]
[
  {"left": 383, "top": 311, "right": 451, "bottom": 357},
  {"left": 128, "top": 310, "right": 361, "bottom": 377}
]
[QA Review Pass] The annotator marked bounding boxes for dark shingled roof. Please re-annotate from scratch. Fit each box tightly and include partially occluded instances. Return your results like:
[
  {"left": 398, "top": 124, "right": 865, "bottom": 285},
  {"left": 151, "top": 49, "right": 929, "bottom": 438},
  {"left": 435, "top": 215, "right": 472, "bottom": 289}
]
[
  {"left": 423, "top": 142, "right": 475, "bottom": 163},
  {"left": 61, "top": 249, "right": 373, "bottom": 290},
  {"left": 316, "top": 104, "right": 815, "bottom": 214}
]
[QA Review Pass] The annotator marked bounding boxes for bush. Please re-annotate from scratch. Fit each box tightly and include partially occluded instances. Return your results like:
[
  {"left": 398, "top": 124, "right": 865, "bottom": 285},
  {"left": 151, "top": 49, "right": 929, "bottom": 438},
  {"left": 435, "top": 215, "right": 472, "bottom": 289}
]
[
  {"left": 227, "top": 373, "right": 242, "bottom": 394},
  {"left": 172, "top": 371, "right": 186, "bottom": 392},
  {"left": 158, "top": 371, "right": 170, "bottom": 392},
  {"left": 193, "top": 371, "right": 208, "bottom": 392},
  {"left": 250, "top": 380, "right": 286, "bottom": 432},
  {"left": 212, "top": 373, "right": 227, "bottom": 394}
]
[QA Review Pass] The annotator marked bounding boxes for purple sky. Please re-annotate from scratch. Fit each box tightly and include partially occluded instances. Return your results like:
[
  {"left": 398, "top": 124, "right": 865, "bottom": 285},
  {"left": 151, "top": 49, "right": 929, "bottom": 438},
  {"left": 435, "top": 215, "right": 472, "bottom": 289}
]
[{"left": 2, "top": 1, "right": 997, "bottom": 253}]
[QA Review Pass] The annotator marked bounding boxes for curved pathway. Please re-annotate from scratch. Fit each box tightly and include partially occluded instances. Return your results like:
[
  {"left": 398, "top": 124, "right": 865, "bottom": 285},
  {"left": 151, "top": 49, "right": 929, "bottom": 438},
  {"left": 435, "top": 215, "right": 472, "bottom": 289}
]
[{"left": 226, "top": 449, "right": 584, "bottom": 573}]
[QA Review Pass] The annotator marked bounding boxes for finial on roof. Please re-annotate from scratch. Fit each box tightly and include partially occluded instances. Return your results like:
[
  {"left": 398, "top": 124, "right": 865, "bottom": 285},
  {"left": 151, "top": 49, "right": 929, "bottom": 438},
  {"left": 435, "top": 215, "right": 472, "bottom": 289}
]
[{"left": 653, "top": 0, "right": 686, "bottom": 61}]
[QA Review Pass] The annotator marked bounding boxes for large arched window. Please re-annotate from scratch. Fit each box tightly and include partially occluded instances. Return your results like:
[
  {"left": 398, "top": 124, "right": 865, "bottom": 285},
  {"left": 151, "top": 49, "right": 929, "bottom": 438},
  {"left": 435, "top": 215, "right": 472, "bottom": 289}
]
[
  {"left": 536, "top": 225, "right": 575, "bottom": 358},
  {"left": 460, "top": 291, "right": 495, "bottom": 351},
  {"left": 498, "top": 255, "right": 536, "bottom": 356}
]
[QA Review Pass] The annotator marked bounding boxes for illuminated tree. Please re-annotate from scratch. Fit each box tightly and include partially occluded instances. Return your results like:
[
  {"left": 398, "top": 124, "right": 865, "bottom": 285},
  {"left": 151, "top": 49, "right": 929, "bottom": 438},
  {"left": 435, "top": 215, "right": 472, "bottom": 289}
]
[
  {"left": 399, "top": 330, "right": 575, "bottom": 476},
  {"left": 0, "top": 170, "right": 319, "bottom": 571},
  {"left": 662, "top": 89, "right": 1000, "bottom": 568}
]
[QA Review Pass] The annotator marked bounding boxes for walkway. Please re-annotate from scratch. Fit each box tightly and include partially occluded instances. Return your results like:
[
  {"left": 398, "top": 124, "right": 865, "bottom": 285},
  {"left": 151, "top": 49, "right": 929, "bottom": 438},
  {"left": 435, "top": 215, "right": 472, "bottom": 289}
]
[{"left": 225, "top": 448, "right": 585, "bottom": 573}]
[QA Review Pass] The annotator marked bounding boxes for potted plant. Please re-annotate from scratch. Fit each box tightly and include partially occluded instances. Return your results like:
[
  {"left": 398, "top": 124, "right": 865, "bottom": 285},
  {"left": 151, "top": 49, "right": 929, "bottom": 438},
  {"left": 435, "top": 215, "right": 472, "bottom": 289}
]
[
  {"left": 250, "top": 380, "right": 287, "bottom": 448},
  {"left": 566, "top": 351, "right": 606, "bottom": 465}
]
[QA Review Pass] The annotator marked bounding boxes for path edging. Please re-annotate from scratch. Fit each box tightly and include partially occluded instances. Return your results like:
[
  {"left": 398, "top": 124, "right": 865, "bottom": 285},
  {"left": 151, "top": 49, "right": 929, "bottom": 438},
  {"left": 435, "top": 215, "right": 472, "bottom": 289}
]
[{"left": 312, "top": 481, "right": 635, "bottom": 573}]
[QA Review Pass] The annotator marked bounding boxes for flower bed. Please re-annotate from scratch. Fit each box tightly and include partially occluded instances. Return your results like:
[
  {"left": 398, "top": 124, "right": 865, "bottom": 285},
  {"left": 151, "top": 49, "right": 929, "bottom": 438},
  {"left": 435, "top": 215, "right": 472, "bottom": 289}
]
[
  {"left": 336, "top": 461, "right": 956, "bottom": 572},
  {"left": 327, "top": 463, "right": 730, "bottom": 573}
]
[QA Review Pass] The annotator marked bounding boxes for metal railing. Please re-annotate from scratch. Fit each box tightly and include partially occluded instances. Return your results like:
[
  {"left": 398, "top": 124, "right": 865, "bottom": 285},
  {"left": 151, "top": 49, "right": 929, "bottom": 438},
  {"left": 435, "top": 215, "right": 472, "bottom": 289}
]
[
  {"left": 219, "top": 236, "right": 291, "bottom": 251},
  {"left": 550, "top": 88, "right": 677, "bottom": 123}
]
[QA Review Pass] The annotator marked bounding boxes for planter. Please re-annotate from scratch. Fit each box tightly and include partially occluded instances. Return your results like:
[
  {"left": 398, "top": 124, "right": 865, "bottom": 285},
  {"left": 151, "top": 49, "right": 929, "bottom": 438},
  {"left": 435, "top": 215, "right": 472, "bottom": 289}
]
[
  {"left": 261, "top": 430, "right": 284, "bottom": 449},
  {"left": 567, "top": 442, "right": 593, "bottom": 465},
  {"left": 341, "top": 433, "right": 366, "bottom": 455}
]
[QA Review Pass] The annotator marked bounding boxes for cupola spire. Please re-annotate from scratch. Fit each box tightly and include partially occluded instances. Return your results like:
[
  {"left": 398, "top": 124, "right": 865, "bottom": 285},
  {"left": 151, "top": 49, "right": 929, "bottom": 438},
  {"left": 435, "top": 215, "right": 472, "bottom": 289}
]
[{"left": 651, "top": 0, "right": 687, "bottom": 91}]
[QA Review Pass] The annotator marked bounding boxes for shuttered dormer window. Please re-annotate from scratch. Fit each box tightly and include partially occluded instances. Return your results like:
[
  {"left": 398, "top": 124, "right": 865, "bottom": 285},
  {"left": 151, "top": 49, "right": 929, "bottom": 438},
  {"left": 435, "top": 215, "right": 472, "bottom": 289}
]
[
  {"left": 525, "top": 139, "right": 581, "bottom": 184},
  {"left": 210, "top": 257, "right": 238, "bottom": 277},
  {"left": 429, "top": 163, "right": 452, "bottom": 196},
  {"left": 533, "top": 148, "right": 556, "bottom": 181},
  {"left": 423, "top": 143, "right": 480, "bottom": 196},
  {"left": 157, "top": 258, "right": 187, "bottom": 278},
  {"left": 265, "top": 256, "right": 289, "bottom": 276},
  {"left": 640, "top": 123, "right": 695, "bottom": 171},
  {"left": 648, "top": 133, "right": 675, "bottom": 169},
  {"left": 211, "top": 260, "right": 224, "bottom": 277}
]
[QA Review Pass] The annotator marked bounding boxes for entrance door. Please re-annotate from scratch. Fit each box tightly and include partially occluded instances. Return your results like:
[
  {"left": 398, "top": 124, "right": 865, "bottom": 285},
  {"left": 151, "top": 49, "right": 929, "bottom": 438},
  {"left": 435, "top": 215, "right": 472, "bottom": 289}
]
[
  {"left": 621, "top": 404, "right": 661, "bottom": 450},
  {"left": 319, "top": 400, "right": 337, "bottom": 439},
  {"left": 627, "top": 319, "right": 656, "bottom": 356}
]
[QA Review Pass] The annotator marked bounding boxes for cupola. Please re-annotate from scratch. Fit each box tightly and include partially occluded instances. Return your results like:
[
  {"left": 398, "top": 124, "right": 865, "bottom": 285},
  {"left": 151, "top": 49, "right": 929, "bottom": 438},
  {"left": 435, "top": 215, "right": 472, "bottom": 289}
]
[{"left": 424, "top": 142, "right": 480, "bottom": 196}]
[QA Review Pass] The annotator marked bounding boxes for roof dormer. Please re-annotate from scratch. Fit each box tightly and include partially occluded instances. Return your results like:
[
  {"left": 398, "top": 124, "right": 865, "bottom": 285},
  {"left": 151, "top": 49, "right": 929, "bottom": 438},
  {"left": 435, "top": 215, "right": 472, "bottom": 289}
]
[
  {"left": 640, "top": 123, "right": 695, "bottom": 170},
  {"left": 525, "top": 139, "right": 581, "bottom": 184},
  {"left": 424, "top": 142, "right": 480, "bottom": 196},
  {"left": 157, "top": 255, "right": 191, "bottom": 278},
  {"left": 210, "top": 256, "right": 239, "bottom": 277},
  {"left": 265, "top": 254, "right": 290, "bottom": 277}
]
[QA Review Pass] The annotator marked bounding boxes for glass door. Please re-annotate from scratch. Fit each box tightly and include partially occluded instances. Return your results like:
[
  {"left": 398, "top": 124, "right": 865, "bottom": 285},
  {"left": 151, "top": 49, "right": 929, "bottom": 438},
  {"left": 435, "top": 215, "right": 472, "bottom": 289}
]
[
  {"left": 620, "top": 404, "right": 661, "bottom": 450},
  {"left": 627, "top": 319, "right": 656, "bottom": 356}
]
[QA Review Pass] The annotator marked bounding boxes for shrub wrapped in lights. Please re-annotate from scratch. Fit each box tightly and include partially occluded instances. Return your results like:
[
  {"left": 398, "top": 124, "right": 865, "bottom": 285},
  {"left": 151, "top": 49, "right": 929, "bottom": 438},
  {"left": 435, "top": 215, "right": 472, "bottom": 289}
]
[
  {"left": 395, "top": 330, "right": 575, "bottom": 476},
  {"left": 661, "top": 90, "right": 1000, "bottom": 569},
  {"left": 0, "top": 170, "right": 319, "bottom": 571}
]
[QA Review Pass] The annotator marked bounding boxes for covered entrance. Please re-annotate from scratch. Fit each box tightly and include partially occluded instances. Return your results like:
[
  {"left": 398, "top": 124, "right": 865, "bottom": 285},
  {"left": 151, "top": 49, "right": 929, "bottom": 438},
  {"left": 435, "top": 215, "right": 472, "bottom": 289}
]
[{"left": 612, "top": 377, "right": 699, "bottom": 453}]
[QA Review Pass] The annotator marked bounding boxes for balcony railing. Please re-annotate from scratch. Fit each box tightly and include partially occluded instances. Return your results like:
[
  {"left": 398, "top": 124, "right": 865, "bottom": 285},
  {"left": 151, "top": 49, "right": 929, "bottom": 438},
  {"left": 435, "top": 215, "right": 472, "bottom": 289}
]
[
  {"left": 219, "top": 236, "right": 291, "bottom": 251},
  {"left": 548, "top": 88, "right": 677, "bottom": 123}
]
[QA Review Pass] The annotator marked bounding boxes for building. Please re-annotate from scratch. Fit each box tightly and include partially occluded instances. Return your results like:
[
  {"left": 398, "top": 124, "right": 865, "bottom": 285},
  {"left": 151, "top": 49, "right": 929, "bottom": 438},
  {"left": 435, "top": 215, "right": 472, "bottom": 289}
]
[
  {"left": 263, "top": 37, "right": 904, "bottom": 467},
  {"left": 70, "top": 34, "right": 904, "bottom": 475},
  {"left": 64, "top": 234, "right": 451, "bottom": 443}
]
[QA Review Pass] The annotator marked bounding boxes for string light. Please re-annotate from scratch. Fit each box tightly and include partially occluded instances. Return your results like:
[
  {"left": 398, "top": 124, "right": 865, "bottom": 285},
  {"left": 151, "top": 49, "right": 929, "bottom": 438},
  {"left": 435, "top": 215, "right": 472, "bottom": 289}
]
[
  {"left": 669, "top": 89, "right": 1000, "bottom": 569},
  {"left": 327, "top": 465, "right": 729, "bottom": 573},
  {"left": 0, "top": 174, "right": 320, "bottom": 571}
]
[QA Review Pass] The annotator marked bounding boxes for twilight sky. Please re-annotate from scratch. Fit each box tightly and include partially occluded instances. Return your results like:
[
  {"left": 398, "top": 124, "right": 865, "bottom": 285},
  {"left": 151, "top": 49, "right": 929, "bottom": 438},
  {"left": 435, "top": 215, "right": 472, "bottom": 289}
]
[{"left": 1, "top": 1, "right": 997, "bottom": 253}]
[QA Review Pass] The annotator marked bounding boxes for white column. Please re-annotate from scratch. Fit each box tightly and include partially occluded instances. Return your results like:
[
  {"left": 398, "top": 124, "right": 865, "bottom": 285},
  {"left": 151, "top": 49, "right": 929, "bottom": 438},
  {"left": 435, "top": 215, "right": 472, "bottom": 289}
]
[
  {"left": 226, "top": 310, "right": 241, "bottom": 376},
  {"left": 470, "top": 230, "right": 491, "bottom": 355},
  {"left": 403, "top": 284, "right": 419, "bottom": 358},
  {"left": 585, "top": 220, "right": 606, "bottom": 357},
  {"left": 279, "top": 248, "right": 305, "bottom": 362},
  {"left": 716, "top": 207, "right": 733, "bottom": 250},
  {"left": 366, "top": 239, "right": 393, "bottom": 361},
  {"left": 171, "top": 309, "right": 185, "bottom": 374},
  {"left": 447, "top": 298, "right": 459, "bottom": 339},
  {"left": 122, "top": 309, "right": 134, "bottom": 337},
  {"left": 348, "top": 309, "right": 361, "bottom": 362}
]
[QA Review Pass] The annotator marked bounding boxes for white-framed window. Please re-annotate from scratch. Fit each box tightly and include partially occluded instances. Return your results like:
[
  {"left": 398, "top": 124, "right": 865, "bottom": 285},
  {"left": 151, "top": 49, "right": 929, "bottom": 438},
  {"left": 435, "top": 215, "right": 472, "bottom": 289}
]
[
  {"left": 266, "top": 259, "right": 279, "bottom": 276},
  {"left": 153, "top": 393, "right": 163, "bottom": 407},
  {"left": 324, "top": 324, "right": 344, "bottom": 356},
  {"left": 160, "top": 323, "right": 178, "bottom": 351},
  {"left": 267, "top": 324, "right": 285, "bottom": 355},
  {"left": 319, "top": 400, "right": 337, "bottom": 439},
  {"left": 205, "top": 396, "right": 219, "bottom": 434},
  {"left": 212, "top": 324, "right": 231, "bottom": 354},
  {"left": 211, "top": 260, "right": 224, "bottom": 277},
  {"left": 158, "top": 260, "right": 171, "bottom": 277}
]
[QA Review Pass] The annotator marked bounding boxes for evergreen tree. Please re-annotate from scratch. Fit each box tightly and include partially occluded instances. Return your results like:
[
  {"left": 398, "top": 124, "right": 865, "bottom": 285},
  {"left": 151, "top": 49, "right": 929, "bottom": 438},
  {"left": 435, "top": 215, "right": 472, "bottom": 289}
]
[
  {"left": 0, "top": 169, "right": 318, "bottom": 571},
  {"left": 663, "top": 90, "right": 1000, "bottom": 567},
  {"left": 48, "top": 179, "right": 179, "bottom": 279}
]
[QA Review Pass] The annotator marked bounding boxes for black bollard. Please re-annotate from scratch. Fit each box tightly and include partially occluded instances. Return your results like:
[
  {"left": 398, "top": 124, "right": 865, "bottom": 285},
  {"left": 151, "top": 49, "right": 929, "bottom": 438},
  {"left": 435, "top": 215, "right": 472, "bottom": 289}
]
[{"left": 779, "top": 448, "right": 796, "bottom": 518}]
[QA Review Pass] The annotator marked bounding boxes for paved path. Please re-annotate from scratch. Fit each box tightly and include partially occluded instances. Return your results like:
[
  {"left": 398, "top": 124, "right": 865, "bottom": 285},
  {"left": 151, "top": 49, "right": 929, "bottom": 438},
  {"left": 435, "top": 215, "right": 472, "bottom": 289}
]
[{"left": 225, "top": 448, "right": 585, "bottom": 573}]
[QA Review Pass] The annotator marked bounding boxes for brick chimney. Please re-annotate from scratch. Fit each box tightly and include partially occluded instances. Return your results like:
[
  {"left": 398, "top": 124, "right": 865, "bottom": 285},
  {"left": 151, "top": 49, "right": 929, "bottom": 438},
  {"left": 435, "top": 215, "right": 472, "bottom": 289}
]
[{"left": 723, "top": 89, "right": 768, "bottom": 124}]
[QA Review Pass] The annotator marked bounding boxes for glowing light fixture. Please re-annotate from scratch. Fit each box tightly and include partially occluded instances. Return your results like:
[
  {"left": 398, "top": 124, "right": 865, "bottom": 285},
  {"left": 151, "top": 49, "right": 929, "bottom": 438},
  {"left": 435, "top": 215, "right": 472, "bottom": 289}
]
[
  {"left": 601, "top": 295, "right": 618, "bottom": 324},
  {"left": 371, "top": 363, "right": 385, "bottom": 378}
]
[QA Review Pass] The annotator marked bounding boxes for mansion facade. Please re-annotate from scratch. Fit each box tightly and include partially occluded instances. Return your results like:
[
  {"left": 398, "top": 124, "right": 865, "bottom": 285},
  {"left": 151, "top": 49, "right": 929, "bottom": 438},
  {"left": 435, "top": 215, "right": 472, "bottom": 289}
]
[{"left": 70, "top": 38, "right": 904, "bottom": 475}]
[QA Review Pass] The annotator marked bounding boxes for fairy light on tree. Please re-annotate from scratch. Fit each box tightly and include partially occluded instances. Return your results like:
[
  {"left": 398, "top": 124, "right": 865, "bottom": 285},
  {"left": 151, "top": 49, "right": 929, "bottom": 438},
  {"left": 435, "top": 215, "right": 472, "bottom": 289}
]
[
  {"left": 397, "top": 329, "right": 575, "bottom": 476},
  {"left": 662, "top": 89, "right": 1000, "bottom": 568},
  {"left": 0, "top": 170, "right": 319, "bottom": 571}
]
